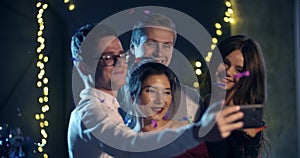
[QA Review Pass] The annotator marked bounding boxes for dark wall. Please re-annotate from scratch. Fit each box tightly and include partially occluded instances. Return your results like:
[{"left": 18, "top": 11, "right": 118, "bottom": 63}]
[
  {"left": 0, "top": 0, "right": 71, "bottom": 157},
  {"left": 232, "top": 0, "right": 298, "bottom": 157}
]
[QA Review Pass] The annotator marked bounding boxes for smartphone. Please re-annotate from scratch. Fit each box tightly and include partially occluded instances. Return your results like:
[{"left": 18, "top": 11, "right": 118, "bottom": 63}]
[{"left": 239, "top": 104, "right": 264, "bottom": 128}]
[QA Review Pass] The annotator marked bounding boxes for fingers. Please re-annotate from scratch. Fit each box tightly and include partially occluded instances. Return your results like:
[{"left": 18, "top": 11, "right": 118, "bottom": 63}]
[{"left": 216, "top": 106, "right": 244, "bottom": 138}]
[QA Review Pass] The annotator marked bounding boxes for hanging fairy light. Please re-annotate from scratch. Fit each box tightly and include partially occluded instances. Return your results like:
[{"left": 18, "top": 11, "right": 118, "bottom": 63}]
[
  {"left": 63, "top": 0, "right": 76, "bottom": 11},
  {"left": 35, "top": 1, "right": 49, "bottom": 158},
  {"left": 204, "top": 0, "right": 235, "bottom": 63}
]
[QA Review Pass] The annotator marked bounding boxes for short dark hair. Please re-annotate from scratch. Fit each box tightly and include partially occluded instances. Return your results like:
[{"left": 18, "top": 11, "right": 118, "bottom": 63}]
[
  {"left": 130, "top": 13, "right": 177, "bottom": 47},
  {"left": 71, "top": 23, "right": 118, "bottom": 63},
  {"left": 71, "top": 23, "right": 96, "bottom": 60}
]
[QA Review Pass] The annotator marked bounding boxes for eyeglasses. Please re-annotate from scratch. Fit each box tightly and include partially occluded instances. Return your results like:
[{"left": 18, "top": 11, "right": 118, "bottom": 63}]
[{"left": 100, "top": 51, "right": 130, "bottom": 66}]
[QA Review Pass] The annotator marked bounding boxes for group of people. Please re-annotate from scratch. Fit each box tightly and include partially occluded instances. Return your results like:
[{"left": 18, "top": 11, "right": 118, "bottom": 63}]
[{"left": 67, "top": 13, "right": 269, "bottom": 158}]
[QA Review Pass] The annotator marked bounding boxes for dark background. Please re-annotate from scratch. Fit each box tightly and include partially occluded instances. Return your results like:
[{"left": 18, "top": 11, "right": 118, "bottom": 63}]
[{"left": 0, "top": 0, "right": 299, "bottom": 157}]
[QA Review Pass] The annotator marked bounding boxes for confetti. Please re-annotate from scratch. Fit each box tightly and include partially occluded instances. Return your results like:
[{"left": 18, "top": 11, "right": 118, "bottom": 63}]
[
  {"left": 182, "top": 116, "right": 189, "bottom": 121},
  {"left": 234, "top": 70, "right": 250, "bottom": 79},
  {"left": 152, "top": 120, "right": 157, "bottom": 128},
  {"left": 125, "top": 119, "right": 132, "bottom": 126},
  {"left": 100, "top": 98, "right": 105, "bottom": 103},
  {"left": 144, "top": 10, "right": 151, "bottom": 14},
  {"left": 129, "top": 8, "right": 135, "bottom": 14},
  {"left": 162, "top": 111, "right": 170, "bottom": 120}
]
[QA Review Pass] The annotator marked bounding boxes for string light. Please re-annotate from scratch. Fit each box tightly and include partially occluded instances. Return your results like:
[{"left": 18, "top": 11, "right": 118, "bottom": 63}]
[
  {"left": 35, "top": 1, "right": 49, "bottom": 157},
  {"left": 64, "top": 0, "right": 76, "bottom": 11},
  {"left": 68, "top": 4, "right": 75, "bottom": 11},
  {"left": 224, "top": 1, "right": 235, "bottom": 24},
  {"left": 204, "top": 0, "right": 235, "bottom": 63}
]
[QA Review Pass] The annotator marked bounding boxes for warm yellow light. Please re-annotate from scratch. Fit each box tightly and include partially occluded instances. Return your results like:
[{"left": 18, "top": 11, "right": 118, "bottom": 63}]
[
  {"left": 225, "top": 1, "right": 232, "bottom": 7},
  {"left": 37, "top": 14, "right": 42, "bottom": 19},
  {"left": 42, "top": 4, "right": 48, "bottom": 9},
  {"left": 207, "top": 52, "right": 213, "bottom": 57},
  {"left": 39, "top": 22, "right": 44, "bottom": 26},
  {"left": 212, "top": 38, "right": 218, "bottom": 44},
  {"left": 35, "top": 114, "right": 40, "bottom": 120},
  {"left": 39, "top": 54, "right": 43, "bottom": 60},
  {"left": 38, "top": 18, "right": 43, "bottom": 24},
  {"left": 69, "top": 4, "right": 75, "bottom": 11},
  {"left": 38, "top": 74, "right": 43, "bottom": 80},
  {"left": 225, "top": 12, "right": 231, "bottom": 17},
  {"left": 44, "top": 97, "right": 48, "bottom": 102},
  {"left": 205, "top": 56, "right": 211, "bottom": 62},
  {"left": 39, "top": 9, "right": 44, "bottom": 14},
  {"left": 193, "top": 81, "right": 199, "bottom": 88},
  {"left": 39, "top": 63, "right": 44, "bottom": 69},
  {"left": 39, "top": 97, "right": 44, "bottom": 103},
  {"left": 43, "top": 56, "right": 48, "bottom": 62},
  {"left": 44, "top": 91, "right": 48, "bottom": 96},
  {"left": 64, "top": 0, "right": 70, "bottom": 3},
  {"left": 36, "top": 61, "right": 41, "bottom": 67},
  {"left": 40, "top": 122, "right": 44, "bottom": 128},
  {"left": 228, "top": 8, "right": 233, "bottom": 14},
  {"left": 195, "top": 61, "right": 202, "bottom": 67},
  {"left": 44, "top": 120, "right": 49, "bottom": 126},
  {"left": 37, "top": 81, "right": 42, "bottom": 87},
  {"left": 36, "top": 2, "right": 42, "bottom": 8},
  {"left": 224, "top": 17, "right": 229, "bottom": 22},
  {"left": 37, "top": 37, "right": 43, "bottom": 43},
  {"left": 38, "top": 146, "right": 43, "bottom": 152},
  {"left": 215, "top": 23, "right": 221, "bottom": 29},
  {"left": 40, "top": 114, "right": 45, "bottom": 119},
  {"left": 41, "top": 129, "right": 48, "bottom": 138},
  {"left": 41, "top": 129, "right": 46, "bottom": 135},
  {"left": 40, "top": 43, "right": 45, "bottom": 48},
  {"left": 39, "top": 25, "right": 45, "bottom": 31},
  {"left": 40, "top": 69, "right": 45, "bottom": 75},
  {"left": 37, "top": 47, "right": 42, "bottom": 53},
  {"left": 211, "top": 44, "right": 216, "bottom": 50},
  {"left": 43, "top": 153, "right": 48, "bottom": 158},
  {"left": 43, "top": 87, "right": 48, "bottom": 92},
  {"left": 38, "top": 30, "right": 43, "bottom": 36},
  {"left": 42, "top": 138, "right": 47, "bottom": 145},
  {"left": 229, "top": 18, "right": 235, "bottom": 23},
  {"left": 41, "top": 42, "right": 45, "bottom": 48},
  {"left": 42, "top": 105, "right": 50, "bottom": 113},
  {"left": 216, "top": 30, "right": 223, "bottom": 36},
  {"left": 43, "top": 78, "right": 48, "bottom": 84},
  {"left": 195, "top": 69, "right": 202, "bottom": 75}
]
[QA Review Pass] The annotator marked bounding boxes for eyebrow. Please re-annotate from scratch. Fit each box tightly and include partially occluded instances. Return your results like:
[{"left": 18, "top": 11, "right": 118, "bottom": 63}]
[
  {"left": 224, "top": 58, "right": 244, "bottom": 69},
  {"left": 143, "top": 85, "right": 171, "bottom": 90},
  {"left": 146, "top": 39, "right": 173, "bottom": 45},
  {"left": 102, "top": 50, "right": 125, "bottom": 55}
]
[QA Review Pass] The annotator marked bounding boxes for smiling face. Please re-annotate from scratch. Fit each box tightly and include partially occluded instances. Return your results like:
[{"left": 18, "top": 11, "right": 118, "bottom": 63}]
[
  {"left": 95, "top": 36, "right": 127, "bottom": 93},
  {"left": 216, "top": 49, "right": 244, "bottom": 91},
  {"left": 136, "top": 74, "right": 172, "bottom": 121},
  {"left": 133, "top": 27, "right": 175, "bottom": 66}
]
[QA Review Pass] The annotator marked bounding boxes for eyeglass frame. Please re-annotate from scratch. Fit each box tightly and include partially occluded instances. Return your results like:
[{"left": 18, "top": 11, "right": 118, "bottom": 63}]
[{"left": 99, "top": 51, "right": 130, "bottom": 66}]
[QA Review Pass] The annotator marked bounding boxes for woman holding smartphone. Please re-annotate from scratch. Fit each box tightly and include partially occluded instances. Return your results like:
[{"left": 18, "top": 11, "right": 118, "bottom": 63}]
[{"left": 204, "top": 35, "right": 270, "bottom": 158}]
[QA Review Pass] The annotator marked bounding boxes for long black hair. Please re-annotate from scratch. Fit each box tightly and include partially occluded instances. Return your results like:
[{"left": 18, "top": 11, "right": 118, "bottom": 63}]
[{"left": 128, "top": 62, "right": 180, "bottom": 120}]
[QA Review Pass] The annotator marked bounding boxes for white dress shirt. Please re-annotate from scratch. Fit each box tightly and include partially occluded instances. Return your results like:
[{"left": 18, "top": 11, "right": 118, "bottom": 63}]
[{"left": 68, "top": 87, "right": 202, "bottom": 158}]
